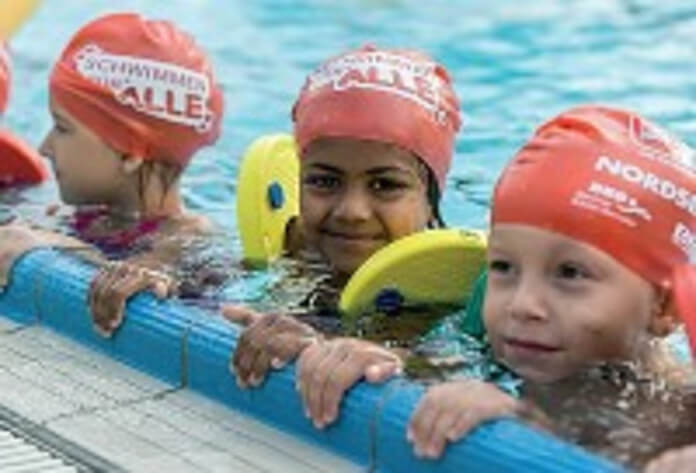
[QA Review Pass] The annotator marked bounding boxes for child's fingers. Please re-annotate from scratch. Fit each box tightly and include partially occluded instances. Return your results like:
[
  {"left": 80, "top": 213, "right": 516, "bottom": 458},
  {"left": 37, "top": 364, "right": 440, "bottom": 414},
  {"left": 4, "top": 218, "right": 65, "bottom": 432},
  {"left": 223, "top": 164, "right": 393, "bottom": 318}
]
[
  {"left": 232, "top": 315, "right": 296, "bottom": 387},
  {"left": 425, "top": 407, "right": 460, "bottom": 459},
  {"left": 89, "top": 264, "right": 127, "bottom": 336},
  {"left": 364, "top": 360, "right": 402, "bottom": 383},
  {"left": 305, "top": 342, "right": 346, "bottom": 428},
  {"left": 297, "top": 342, "right": 330, "bottom": 420},
  {"left": 248, "top": 348, "right": 273, "bottom": 388},
  {"left": 101, "top": 266, "right": 159, "bottom": 329},
  {"left": 317, "top": 349, "right": 372, "bottom": 427},
  {"left": 222, "top": 304, "right": 263, "bottom": 326},
  {"left": 268, "top": 332, "right": 318, "bottom": 369},
  {"left": 408, "top": 394, "right": 440, "bottom": 457},
  {"left": 447, "top": 398, "right": 517, "bottom": 444},
  {"left": 233, "top": 321, "right": 271, "bottom": 387}
]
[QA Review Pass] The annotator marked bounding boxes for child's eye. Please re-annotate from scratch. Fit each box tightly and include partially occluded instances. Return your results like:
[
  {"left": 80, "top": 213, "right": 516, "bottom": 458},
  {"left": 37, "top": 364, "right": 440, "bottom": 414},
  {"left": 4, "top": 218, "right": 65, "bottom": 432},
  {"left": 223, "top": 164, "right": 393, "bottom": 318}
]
[
  {"left": 53, "top": 123, "right": 71, "bottom": 135},
  {"left": 489, "top": 259, "right": 512, "bottom": 274},
  {"left": 369, "top": 178, "right": 407, "bottom": 193},
  {"left": 303, "top": 174, "right": 340, "bottom": 190},
  {"left": 555, "top": 262, "right": 591, "bottom": 280}
]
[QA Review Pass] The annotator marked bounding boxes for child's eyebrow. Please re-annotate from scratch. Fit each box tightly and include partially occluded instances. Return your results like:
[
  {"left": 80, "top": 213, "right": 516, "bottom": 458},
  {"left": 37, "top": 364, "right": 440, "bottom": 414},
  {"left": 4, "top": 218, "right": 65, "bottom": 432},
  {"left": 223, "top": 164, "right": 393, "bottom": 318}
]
[
  {"left": 306, "top": 163, "right": 343, "bottom": 174},
  {"left": 366, "top": 166, "right": 414, "bottom": 176}
]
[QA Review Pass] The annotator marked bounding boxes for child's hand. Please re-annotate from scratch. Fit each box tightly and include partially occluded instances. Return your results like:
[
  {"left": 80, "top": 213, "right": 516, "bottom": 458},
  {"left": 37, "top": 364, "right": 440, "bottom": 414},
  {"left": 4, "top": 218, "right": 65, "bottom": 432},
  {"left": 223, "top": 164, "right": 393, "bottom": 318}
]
[
  {"left": 88, "top": 262, "right": 175, "bottom": 337},
  {"left": 408, "top": 380, "right": 526, "bottom": 459},
  {"left": 645, "top": 445, "right": 696, "bottom": 473},
  {"left": 222, "top": 305, "right": 320, "bottom": 389},
  {"left": 297, "top": 337, "right": 403, "bottom": 429}
]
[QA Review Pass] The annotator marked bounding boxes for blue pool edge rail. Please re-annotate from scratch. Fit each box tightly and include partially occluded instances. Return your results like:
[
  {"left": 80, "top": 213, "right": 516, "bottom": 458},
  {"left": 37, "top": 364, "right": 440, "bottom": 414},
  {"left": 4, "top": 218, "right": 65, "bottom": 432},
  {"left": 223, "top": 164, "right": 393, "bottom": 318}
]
[{"left": 0, "top": 249, "right": 630, "bottom": 473}]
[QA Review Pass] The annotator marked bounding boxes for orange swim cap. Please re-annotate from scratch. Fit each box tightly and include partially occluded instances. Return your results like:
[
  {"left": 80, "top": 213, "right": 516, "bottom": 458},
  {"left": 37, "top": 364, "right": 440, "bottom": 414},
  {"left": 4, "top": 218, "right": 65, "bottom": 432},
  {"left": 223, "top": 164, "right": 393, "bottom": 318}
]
[
  {"left": 292, "top": 45, "right": 461, "bottom": 190},
  {"left": 0, "top": 43, "right": 47, "bottom": 185},
  {"left": 0, "top": 128, "right": 48, "bottom": 186},
  {"left": 0, "top": 42, "right": 10, "bottom": 115},
  {"left": 49, "top": 13, "right": 224, "bottom": 167},
  {"left": 492, "top": 105, "right": 696, "bottom": 354}
]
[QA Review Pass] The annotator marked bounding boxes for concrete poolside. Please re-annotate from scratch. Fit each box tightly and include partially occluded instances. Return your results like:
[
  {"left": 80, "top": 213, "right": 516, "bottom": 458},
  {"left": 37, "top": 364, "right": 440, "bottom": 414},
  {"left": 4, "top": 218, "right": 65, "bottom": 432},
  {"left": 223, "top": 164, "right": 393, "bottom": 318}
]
[{"left": 0, "top": 316, "right": 361, "bottom": 473}]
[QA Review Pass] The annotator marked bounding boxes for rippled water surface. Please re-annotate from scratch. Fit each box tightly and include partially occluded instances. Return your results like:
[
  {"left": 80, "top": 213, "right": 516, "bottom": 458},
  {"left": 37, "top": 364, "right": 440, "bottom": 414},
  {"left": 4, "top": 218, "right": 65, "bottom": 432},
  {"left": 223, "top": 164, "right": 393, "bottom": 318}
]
[
  {"left": 3, "top": 3, "right": 695, "bottom": 467},
  {"left": 3, "top": 0, "right": 695, "bottom": 231}
]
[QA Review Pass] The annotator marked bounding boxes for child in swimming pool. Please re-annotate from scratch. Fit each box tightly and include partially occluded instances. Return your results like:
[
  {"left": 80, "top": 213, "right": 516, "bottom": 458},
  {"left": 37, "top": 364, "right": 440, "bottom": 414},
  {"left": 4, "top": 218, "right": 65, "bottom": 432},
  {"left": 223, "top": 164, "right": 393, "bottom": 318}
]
[
  {"left": 0, "top": 13, "right": 224, "bottom": 335},
  {"left": 224, "top": 45, "right": 461, "bottom": 388},
  {"left": 405, "top": 105, "right": 696, "bottom": 470}
]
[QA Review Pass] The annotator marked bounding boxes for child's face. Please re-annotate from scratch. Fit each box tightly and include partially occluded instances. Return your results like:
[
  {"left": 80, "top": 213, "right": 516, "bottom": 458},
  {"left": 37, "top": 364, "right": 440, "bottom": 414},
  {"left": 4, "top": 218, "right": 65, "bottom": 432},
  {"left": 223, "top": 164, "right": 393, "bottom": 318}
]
[
  {"left": 483, "top": 224, "right": 659, "bottom": 383},
  {"left": 300, "top": 137, "right": 432, "bottom": 276},
  {"left": 40, "top": 99, "right": 128, "bottom": 206}
]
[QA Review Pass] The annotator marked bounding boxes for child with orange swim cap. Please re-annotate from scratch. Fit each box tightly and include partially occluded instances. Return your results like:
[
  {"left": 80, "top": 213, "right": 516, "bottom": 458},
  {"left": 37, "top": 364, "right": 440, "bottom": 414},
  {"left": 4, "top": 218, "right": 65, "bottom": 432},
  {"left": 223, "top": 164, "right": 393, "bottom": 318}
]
[
  {"left": 407, "top": 105, "right": 696, "bottom": 470},
  {"left": 0, "top": 41, "right": 47, "bottom": 188},
  {"left": 0, "top": 13, "right": 224, "bottom": 336},
  {"left": 42, "top": 12, "right": 223, "bottom": 248},
  {"left": 288, "top": 44, "right": 461, "bottom": 277},
  {"left": 224, "top": 45, "right": 462, "bottom": 390}
]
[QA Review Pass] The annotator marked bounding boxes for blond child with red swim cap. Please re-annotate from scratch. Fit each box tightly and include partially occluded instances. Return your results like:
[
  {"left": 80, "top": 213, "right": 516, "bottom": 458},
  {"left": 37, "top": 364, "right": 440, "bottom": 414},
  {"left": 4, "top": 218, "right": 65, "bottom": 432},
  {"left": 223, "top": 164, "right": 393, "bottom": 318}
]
[
  {"left": 223, "top": 45, "right": 463, "bottom": 394},
  {"left": 0, "top": 13, "right": 224, "bottom": 336},
  {"left": 406, "top": 105, "right": 696, "bottom": 471}
]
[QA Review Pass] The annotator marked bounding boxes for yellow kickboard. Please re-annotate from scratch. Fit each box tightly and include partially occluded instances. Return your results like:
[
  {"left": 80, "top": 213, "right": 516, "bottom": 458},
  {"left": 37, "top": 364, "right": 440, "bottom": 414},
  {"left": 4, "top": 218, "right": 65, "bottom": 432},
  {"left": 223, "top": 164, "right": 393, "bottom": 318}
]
[
  {"left": 236, "top": 133, "right": 299, "bottom": 268},
  {"left": 339, "top": 228, "right": 487, "bottom": 319}
]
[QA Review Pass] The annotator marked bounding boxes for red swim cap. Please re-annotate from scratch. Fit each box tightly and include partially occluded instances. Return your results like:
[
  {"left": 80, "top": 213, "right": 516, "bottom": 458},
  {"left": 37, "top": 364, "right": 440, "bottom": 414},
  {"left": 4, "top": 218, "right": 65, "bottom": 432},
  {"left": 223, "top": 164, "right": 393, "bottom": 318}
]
[
  {"left": 0, "top": 128, "right": 48, "bottom": 186},
  {"left": 49, "top": 13, "right": 224, "bottom": 167},
  {"left": 0, "top": 42, "right": 10, "bottom": 114},
  {"left": 292, "top": 45, "right": 461, "bottom": 190},
  {"left": 492, "top": 105, "right": 696, "bottom": 354}
]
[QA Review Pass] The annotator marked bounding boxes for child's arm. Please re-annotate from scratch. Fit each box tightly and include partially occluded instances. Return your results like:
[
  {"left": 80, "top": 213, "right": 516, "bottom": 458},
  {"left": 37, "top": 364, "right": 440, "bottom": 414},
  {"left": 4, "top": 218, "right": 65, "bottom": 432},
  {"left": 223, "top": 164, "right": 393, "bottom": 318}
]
[
  {"left": 0, "top": 223, "right": 102, "bottom": 287},
  {"left": 85, "top": 220, "right": 209, "bottom": 336},
  {"left": 407, "top": 380, "right": 543, "bottom": 459},
  {"left": 644, "top": 445, "right": 696, "bottom": 473},
  {"left": 223, "top": 305, "right": 403, "bottom": 427}
]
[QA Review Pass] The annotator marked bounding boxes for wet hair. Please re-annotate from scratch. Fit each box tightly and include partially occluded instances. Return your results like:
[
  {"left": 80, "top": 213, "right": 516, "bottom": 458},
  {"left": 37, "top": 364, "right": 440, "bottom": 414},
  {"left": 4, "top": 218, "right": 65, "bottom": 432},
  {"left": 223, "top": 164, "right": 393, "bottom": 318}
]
[
  {"left": 416, "top": 158, "right": 445, "bottom": 229},
  {"left": 135, "top": 159, "right": 183, "bottom": 208}
]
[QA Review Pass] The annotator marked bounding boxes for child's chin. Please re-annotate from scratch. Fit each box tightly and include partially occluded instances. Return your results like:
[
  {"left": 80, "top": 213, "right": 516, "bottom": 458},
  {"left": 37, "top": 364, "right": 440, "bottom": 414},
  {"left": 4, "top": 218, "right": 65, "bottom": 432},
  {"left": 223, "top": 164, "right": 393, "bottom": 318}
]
[{"left": 507, "top": 363, "right": 566, "bottom": 385}]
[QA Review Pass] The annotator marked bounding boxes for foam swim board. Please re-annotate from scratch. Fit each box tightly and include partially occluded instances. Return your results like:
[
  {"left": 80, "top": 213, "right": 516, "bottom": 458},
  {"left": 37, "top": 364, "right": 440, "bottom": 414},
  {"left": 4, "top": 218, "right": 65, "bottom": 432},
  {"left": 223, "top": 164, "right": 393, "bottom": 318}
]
[
  {"left": 236, "top": 133, "right": 299, "bottom": 268},
  {"left": 0, "top": 129, "right": 48, "bottom": 186},
  {"left": 339, "top": 228, "right": 488, "bottom": 319},
  {"left": 0, "top": 0, "right": 42, "bottom": 38},
  {"left": 236, "top": 133, "right": 488, "bottom": 315}
]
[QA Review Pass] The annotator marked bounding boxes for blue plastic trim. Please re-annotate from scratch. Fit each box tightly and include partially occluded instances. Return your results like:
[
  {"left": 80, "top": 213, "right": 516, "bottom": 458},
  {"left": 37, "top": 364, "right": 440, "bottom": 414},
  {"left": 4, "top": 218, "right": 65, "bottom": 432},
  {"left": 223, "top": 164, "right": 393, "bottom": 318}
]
[{"left": 0, "top": 249, "right": 630, "bottom": 472}]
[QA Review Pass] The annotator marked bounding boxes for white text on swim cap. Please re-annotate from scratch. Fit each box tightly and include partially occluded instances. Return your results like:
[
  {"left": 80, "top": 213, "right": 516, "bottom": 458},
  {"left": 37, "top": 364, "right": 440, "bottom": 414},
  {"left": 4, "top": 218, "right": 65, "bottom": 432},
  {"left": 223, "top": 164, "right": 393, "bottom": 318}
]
[
  {"left": 672, "top": 222, "right": 696, "bottom": 263},
  {"left": 73, "top": 45, "right": 213, "bottom": 133},
  {"left": 306, "top": 51, "right": 449, "bottom": 124},
  {"left": 595, "top": 155, "right": 696, "bottom": 217},
  {"left": 629, "top": 115, "right": 696, "bottom": 176}
]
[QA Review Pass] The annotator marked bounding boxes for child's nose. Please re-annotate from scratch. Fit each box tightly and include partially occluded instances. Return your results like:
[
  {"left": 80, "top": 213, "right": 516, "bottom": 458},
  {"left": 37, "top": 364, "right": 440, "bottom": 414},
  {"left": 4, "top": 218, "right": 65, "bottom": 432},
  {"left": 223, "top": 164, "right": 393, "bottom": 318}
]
[
  {"left": 332, "top": 187, "right": 372, "bottom": 222},
  {"left": 507, "top": 278, "right": 548, "bottom": 322},
  {"left": 38, "top": 134, "right": 53, "bottom": 160}
]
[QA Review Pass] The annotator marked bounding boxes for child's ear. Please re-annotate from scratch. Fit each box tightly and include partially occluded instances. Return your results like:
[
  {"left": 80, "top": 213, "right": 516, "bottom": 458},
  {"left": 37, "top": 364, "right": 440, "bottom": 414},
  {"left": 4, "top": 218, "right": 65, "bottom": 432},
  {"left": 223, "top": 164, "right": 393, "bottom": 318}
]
[
  {"left": 648, "top": 289, "right": 678, "bottom": 337},
  {"left": 121, "top": 154, "right": 144, "bottom": 175}
]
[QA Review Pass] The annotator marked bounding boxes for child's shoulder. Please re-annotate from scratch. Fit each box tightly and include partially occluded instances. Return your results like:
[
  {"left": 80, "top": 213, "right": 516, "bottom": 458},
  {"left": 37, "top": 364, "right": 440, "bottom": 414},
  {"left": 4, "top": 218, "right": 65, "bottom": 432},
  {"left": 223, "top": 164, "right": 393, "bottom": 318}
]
[{"left": 160, "top": 213, "right": 215, "bottom": 236}]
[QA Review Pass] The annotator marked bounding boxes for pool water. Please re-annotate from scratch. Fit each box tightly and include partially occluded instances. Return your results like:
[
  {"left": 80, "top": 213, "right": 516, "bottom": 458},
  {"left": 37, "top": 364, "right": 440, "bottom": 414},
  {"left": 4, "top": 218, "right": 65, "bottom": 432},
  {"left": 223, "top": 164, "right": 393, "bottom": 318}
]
[
  {"left": 3, "top": 0, "right": 695, "bottom": 234},
  {"left": 2, "top": 2, "right": 695, "bottom": 468}
]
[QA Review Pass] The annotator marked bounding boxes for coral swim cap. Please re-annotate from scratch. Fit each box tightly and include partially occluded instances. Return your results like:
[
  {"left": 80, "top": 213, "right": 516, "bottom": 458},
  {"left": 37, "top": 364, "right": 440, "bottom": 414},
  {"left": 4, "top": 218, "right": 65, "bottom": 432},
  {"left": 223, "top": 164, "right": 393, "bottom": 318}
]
[
  {"left": 292, "top": 45, "right": 461, "bottom": 190},
  {"left": 0, "top": 43, "right": 48, "bottom": 185},
  {"left": 492, "top": 105, "right": 696, "bottom": 354},
  {"left": 0, "top": 128, "right": 48, "bottom": 186},
  {"left": 0, "top": 42, "right": 10, "bottom": 114},
  {"left": 49, "top": 13, "right": 223, "bottom": 167}
]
